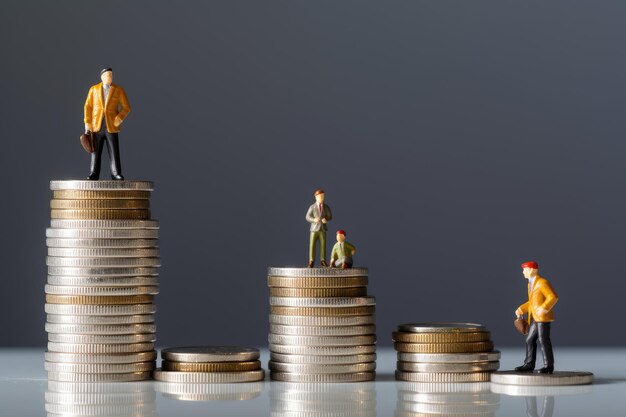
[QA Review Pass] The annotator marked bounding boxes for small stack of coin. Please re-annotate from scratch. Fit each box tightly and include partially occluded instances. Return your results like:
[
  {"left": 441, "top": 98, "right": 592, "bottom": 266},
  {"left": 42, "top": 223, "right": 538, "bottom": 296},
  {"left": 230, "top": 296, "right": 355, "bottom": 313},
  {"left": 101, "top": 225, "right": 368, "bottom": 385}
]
[
  {"left": 45, "top": 180, "right": 159, "bottom": 382},
  {"left": 268, "top": 267, "right": 376, "bottom": 382},
  {"left": 393, "top": 323, "right": 499, "bottom": 383},
  {"left": 154, "top": 346, "right": 265, "bottom": 383}
]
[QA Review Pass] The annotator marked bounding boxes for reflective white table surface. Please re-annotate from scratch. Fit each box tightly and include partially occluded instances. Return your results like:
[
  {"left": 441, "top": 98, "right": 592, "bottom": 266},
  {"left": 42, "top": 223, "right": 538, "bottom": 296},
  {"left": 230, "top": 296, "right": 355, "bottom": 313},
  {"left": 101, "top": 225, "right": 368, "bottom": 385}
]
[{"left": 1, "top": 347, "right": 624, "bottom": 417}]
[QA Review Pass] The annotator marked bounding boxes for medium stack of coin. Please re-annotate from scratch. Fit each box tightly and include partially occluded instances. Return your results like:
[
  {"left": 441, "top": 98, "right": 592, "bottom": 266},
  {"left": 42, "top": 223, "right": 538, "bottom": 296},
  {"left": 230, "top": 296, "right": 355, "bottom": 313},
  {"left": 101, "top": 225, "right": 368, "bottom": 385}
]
[
  {"left": 154, "top": 346, "right": 265, "bottom": 383},
  {"left": 268, "top": 267, "right": 376, "bottom": 382},
  {"left": 393, "top": 323, "right": 499, "bottom": 383},
  {"left": 45, "top": 180, "right": 159, "bottom": 382}
]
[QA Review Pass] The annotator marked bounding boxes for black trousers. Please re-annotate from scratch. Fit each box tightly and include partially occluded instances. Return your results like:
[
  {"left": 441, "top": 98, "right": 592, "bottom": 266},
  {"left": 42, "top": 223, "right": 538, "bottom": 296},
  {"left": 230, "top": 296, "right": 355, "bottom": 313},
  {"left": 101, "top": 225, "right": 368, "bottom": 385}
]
[
  {"left": 523, "top": 322, "right": 554, "bottom": 368},
  {"left": 90, "top": 125, "right": 122, "bottom": 179}
]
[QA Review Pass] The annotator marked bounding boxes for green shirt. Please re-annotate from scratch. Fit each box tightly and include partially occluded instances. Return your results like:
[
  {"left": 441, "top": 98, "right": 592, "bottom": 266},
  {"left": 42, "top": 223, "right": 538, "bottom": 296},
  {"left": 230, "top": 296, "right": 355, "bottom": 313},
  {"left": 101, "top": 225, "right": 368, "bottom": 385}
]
[{"left": 331, "top": 241, "right": 356, "bottom": 261}]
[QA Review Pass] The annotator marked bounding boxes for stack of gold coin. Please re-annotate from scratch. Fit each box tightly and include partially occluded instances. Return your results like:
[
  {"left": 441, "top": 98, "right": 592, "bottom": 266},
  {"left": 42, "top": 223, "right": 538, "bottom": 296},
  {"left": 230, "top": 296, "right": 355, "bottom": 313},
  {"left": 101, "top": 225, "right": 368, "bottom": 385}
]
[
  {"left": 45, "top": 180, "right": 159, "bottom": 382},
  {"left": 393, "top": 323, "right": 500, "bottom": 383},
  {"left": 154, "top": 346, "right": 265, "bottom": 383},
  {"left": 268, "top": 267, "right": 376, "bottom": 382}
]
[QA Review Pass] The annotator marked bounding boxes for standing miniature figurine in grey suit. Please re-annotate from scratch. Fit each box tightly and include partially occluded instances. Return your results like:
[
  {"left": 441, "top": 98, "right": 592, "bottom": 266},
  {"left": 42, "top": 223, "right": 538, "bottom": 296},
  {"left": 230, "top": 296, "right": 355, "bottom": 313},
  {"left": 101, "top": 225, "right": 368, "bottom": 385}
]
[{"left": 305, "top": 189, "right": 332, "bottom": 267}]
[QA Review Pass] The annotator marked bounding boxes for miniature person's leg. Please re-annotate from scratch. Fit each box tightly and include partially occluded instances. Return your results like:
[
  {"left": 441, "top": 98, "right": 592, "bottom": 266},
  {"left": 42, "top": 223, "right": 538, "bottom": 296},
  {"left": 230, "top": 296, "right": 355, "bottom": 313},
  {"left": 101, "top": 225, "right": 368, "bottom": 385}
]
[
  {"left": 319, "top": 231, "right": 326, "bottom": 262},
  {"left": 333, "top": 259, "right": 342, "bottom": 267},
  {"left": 537, "top": 323, "right": 554, "bottom": 373},
  {"left": 525, "top": 397, "right": 539, "bottom": 417},
  {"left": 89, "top": 131, "right": 106, "bottom": 180},
  {"left": 515, "top": 321, "right": 538, "bottom": 372},
  {"left": 540, "top": 396, "right": 554, "bottom": 417},
  {"left": 104, "top": 131, "right": 123, "bottom": 179},
  {"left": 309, "top": 232, "right": 319, "bottom": 262}
]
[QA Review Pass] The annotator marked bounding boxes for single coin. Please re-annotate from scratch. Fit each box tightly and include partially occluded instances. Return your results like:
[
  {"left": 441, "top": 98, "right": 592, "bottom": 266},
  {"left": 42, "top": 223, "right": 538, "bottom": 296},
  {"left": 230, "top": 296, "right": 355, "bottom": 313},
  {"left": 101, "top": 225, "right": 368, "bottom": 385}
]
[
  {"left": 270, "top": 372, "right": 375, "bottom": 383},
  {"left": 53, "top": 189, "right": 151, "bottom": 200},
  {"left": 268, "top": 267, "right": 369, "bottom": 277},
  {"left": 44, "top": 350, "right": 157, "bottom": 364},
  {"left": 161, "top": 346, "right": 260, "bottom": 363},
  {"left": 45, "top": 294, "right": 154, "bottom": 305},
  {"left": 155, "top": 381, "right": 263, "bottom": 399},
  {"left": 489, "top": 382, "right": 593, "bottom": 396},
  {"left": 44, "top": 303, "right": 156, "bottom": 316},
  {"left": 162, "top": 361, "right": 261, "bottom": 372},
  {"left": 154, "top": 369, "right": 265, "bottom": 383},
  {"left": 270, "top": 314, "right": 375, "bottom": 327},
  {"left": 270, "top": 324, "right": 375, "bottom": 336},
  {"left": 397, "top": 361, "right": 500, "bottom": 372},
  {"left": 398, "top": 400, "right": 500, "bottom": 415},
  {"left": 47, "top": 228, "right": 159, "bottom": 239},
  {"left": 46, "top": 314, "right": 155, "bottom": 325},
  {"left": 47, "top": 247, "right": 160, "bottom": 258},
  {"left": 47, "top": 333, "right": 156, "bottom": 344},
  {"left": 392, "top": 331, "right": 491, "bottom": 343},
  {"left": 269, "top": 361, "right": 376, "bottom": 374},
  {"left": 47, "top": 370, "right": 152, "bottom": 382},
  {"left": 45, "top": 322, "right": 157, "bottom": 335},
  {"left": 270, "top": 306, "right": 375, "bottom": 316},
  {"left": 50, "top": 209, "right": 151, "bottom": 220},
  {"left": 50, "top": 180, "right": 154, "bottom": 191},
  {"left": 270, "top": 352, "right": 377, "bottom": 365},
  {"left": 395, "top": 381, "right": 492, "bottom": 394},
  {"left": 394, "top": 341, "right": 494, "bottom": 354},
  {"left": 490, "top": 371, "right": 594, "bottom": 386},
  {"left": 397, "top": 351, "right": 501, "bottom": 363},
  {"left": 269, "top": 344, "right": 376, "bottom": 356},
  {"left": 45, "top": 285, "right": 159, "bottom": 296},
  {"left": 398, "top": 323, "right": 487, "bottom": 333},
  {"left": 46, "top": 257, "right": 160, "bottom": 267},
  {"left": 45, "top": 361, "right": 155, "bottom": 373},
  {"left": 47, "top": 266, "right": 159, "bottom": 276},
  {"left": 47, "top": 237, "right": 159, "bottom": 248},
  {"left": 270, "top": 287, "right": 367, "bottom": 297},
  {"left": 47, "top": 276, "right": 158, "bottom": 287},
  {"left": 268, "top": 276, "right": 368, "bottom": 288},
  {"left": 270, "top": 296, "right": 376, "bottom": 308},
  {"left": 47, "top": 342, "right": 155, "bottom": 354},
  {"left": 51, "top": 199, "right": 150, "bottom": 209},
  {"left": 395, "top": 370, "right": 491, "bottom": 383},
  {"left": 269, "top": 334, "right": 376, "bottom": 346}
]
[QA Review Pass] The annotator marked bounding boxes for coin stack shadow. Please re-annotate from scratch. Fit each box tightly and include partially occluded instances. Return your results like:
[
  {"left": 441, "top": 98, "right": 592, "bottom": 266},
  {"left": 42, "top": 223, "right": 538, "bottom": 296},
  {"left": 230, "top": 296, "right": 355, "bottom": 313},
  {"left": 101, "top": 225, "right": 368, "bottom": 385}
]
[
  {"left": 267, "top": 267, "right": 377, "bottom": 382},
  {"left": 393, "top": 323, "right": 500, "bottom": 383},
  {"left": 45, "top": 180, "right": 160, "bottom": 382}
]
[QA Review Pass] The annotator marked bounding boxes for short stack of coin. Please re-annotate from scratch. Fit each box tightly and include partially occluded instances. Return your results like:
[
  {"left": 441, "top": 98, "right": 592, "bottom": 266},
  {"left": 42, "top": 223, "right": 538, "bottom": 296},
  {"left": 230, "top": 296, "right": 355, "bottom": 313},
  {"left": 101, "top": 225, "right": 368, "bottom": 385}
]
[
  {"left": 268, "top": 267, "right": 376, "bottom": 382},
  {"left": 154, "top": 346, "right": 265, "bottom": 383},
  {"left": 393, "top": 323, "right": 499, "bottom": 383},
  {"left": 45, "top": 180, "right": 160, "bottom": 382}
]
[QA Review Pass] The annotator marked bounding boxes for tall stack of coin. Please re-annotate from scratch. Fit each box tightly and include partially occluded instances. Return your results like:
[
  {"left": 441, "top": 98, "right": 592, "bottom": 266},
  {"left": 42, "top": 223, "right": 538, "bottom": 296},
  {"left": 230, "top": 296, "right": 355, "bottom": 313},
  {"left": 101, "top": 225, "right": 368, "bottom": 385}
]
[
  {"left": 393, "top": 323, "right": 499, "bottom": 383},
  {"left": 268, "top": 267, "right": 376, "bottom": 382},
  {"left": 45, "top": 180, "right": 159, "bottom": 382}
]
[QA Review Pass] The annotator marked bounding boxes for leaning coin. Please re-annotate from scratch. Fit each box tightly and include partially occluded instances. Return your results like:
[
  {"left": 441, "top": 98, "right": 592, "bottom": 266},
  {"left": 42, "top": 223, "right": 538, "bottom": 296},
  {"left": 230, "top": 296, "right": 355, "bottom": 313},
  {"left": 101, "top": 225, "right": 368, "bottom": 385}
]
[
  {"left": 47, "top": 276, "right": 158, "bottom": 287},
  {"left": 398, "top": 323, "right": 487, "bottom": 333},
  {"left": 270, "top": 372, "right": 375, "bottom": 383},
  {"left": 395, "top": 370, "right": 492, "bottom": 383},
  {"left": 45, "top": 285, "right": 159, "bottom": 296},
  {"left": 50, "top": 209, "right": 151, "bottom": 220},
  {"left": 45, "top": 323, "right": 157, "bottom": 335},
  {"left": 47, "top": 342, "right": 155, "bottom": 354},
  {"left": 162, "top": 361, "right": 261, "bottom": 372},
  {"left": 270, "top": 352, "right": 377, "bottom": 365},
  {"left": 44, "top": 303, "right": 156, "bottom": 316},
  {"left": 269, "top": 334, "right": 376, "bottom": 346},
  {"left": 46, "top": 238, "right": 159, "bottom": 249},
  {"left": 45, "top": 294, "right": 154, "bottom": 305},
  {"left": 161, "top": 346, "right": 260, "bottom": 363},
  {"left": 47, "top": 266, "right": 159, "bottom": 276},
  {"left": 397, "top": 361, "right": 500, "bottom": 373},
  {"left": 154, "top": 369, "right": 265, "bottom": 383},
  {"left": 46, "top": 257, "right": 160, "bottom": 267},
  {"left": 46, "top": 314, "right": 155, "bottom": 325},
  {"left": 47, "top": 228, "right": 159, "bottom": 239},
  {"left": 50, "top": 180, "right": 154, "bottom": 191},
  {"left": 270, "top": 324, "right": 376, "bottom": 336},
  {"left": 47, "top": 371, "right": 152, "bottom": 382},
  {"left": 269, "top": 296, "right": 376, "bottom": 308},
  {"left": 394, "top": 341, "right": 494, "bottom": 353},
  {"left": 47, "top": 247, "right": 160, "bottom": 258},
  {"left": 398, "top": 351, "right": 501, "bottom": 363},
  {"left": 270, "top": 306, "right": 375, "bottom": 316},
  {"left": 50, "top": 199, "right": 150, "bottom": 210},
  {"left": 269, "top": 314, "right": 375, "bottom": 326},
  {"left": 45, "top": 361, "right": 155, "bottom": 373},
  {"left": 44, "top": 350, "right": 157, "bottom": 364},
  {"left": 53, "top": 189, "right": 151, "bottom": 200},
  {"left": 392, "top": 331, "right": 491, "bottom": 343},
  {"left": 269, "top": 361, "right": 376, "bottom": 374},
  {"left": 268, "top": 276, "right": 368, "bottom": 288},
  {"left": 270, "top": 287, "right": 367, "bottom": 298},
  {"left": 269, "top": 344, "right": 376, "bottom": 356},
  {"left": 490, "top": 371, "right": 594, "bottom": 386},
  {"left": 47, "top": 333, "right": 156, "bottom": 344}
]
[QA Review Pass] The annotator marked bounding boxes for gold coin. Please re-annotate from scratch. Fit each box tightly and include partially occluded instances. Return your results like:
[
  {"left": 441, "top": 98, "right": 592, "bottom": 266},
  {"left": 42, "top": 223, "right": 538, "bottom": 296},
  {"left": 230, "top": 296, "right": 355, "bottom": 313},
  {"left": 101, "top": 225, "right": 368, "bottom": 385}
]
[
  {"left": 50, "top": 209, "right": 151, "bottom": 220},
  {"left": 270, "top": 287, "right": 367, "bottom": 297},
  {"left": 394, "top": 341, "right": 494, "bottom": 353},
  {"left": 392, "top": 331, "right": 491, "bottom": 343},
  {"left": 51, "top": 200, "right": 150, "bottom": 209},
  {"left": 268, "top": 276, "right": 368, "bottom": 288},
  {"left": 53, "top": 190, "right": 151, "bottom": 199},
  {"left": 162, "top": 361, "right": 261, "bottom": 372},
  {"left": 270, "top": 306, "right": 375, "bottom": 316},
  {"left": 45, "top": 294, "right": 154, "bottom": 305}
]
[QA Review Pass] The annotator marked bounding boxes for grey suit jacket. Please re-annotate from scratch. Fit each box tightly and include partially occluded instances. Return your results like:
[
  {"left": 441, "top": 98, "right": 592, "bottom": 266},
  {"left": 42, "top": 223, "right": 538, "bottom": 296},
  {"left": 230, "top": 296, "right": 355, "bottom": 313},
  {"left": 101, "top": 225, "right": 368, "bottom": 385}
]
[{"left": 305, "top": 203, "right": 332, "bottom": 232}]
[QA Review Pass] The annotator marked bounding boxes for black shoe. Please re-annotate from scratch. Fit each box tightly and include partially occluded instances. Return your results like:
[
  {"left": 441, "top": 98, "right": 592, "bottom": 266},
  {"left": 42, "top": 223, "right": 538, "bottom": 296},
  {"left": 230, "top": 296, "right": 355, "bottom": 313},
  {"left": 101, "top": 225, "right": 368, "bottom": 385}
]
[
  {"left": 536, "top": 366, "right": 554, "bottom": 374},
  {"left": 111, "top": 174, "right": 124, "bottom": 180},
  {"left": 87, "top": 173, "right": 99, "bottom": 180},
  {"left": 514, "top": 363, "right": 535, "bottom": 372}
]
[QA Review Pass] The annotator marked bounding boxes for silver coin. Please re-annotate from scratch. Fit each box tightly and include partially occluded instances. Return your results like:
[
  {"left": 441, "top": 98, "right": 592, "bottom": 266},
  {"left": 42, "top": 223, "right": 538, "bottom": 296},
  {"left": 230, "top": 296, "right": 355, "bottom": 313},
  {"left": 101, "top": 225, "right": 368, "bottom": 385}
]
[
  {"left": 270, "top": 352, "right": 377, "bottom": 365},
  {"left": 161, "top": 346, "right": 260, "bottom": 363},
  {"left": 268, "top": 267, "right": 369, "bottom": 277},
  {"left": 49, "top": 219, "right": 159, "bottom": 229},
  {"left": 270, "top": 324, "right": 376, "bottom": 336},
  {"left": 269, "top": 314, "right": 375, "bottom": 327},
  {"left": 269, "top": 296, "right": 376, "bottom": 308},
  {"left": 47, "top": 333, "right": 156, "bottom": 344},
  {"left": 47, "top": 228, "right": 159, "bottom": 239},
  {"left": 46, "top": 238, "right": 159, "bottom": 248},
  {"left": 50, "top": 180, "right": 154, "bottom": 191},
  {"left": 398, "top": 400, "right": 500, "bottom": 414},
  {"left": 489, "top": 382, "right": 593, "bottom": 396},
  {"left": 45, "top": 303, "right": 157, "bottom": 316},
  {"left": 44, "top": 350, "right": 157, "bottom": 364},
  {"left": 45, "top": 361, "right": 155, "bottom": 373},
  {"left": 47, "top": 276, "right": 158, "bottom": 287},
  {"left": 46, "top": 256, "right": 161, "bottom": 267},
  {"left": 398, "top": 323, "right": 487, "bottom": 333},
  {"left": 269, "top": 334, "right": 376, "bottom": 346},
  {"left": 270, "top": 372, "right": 375, "bottom": 382},
  {"left": 154, "top": 369, "right": 265, "bottom": 383},
  {"left": 155, "top": 381, "right": 263, "bottom": 398},
  {"left": 269, "top": 382, "right": 375, "bottom": 401},
  {"left": 46, "top": 314, "right": 155, "bottom": 325},
  {"left": 397, "top": 361, "right": 500, "bottom": 373},
  {"left": 269, "top": 361, "right": 376, "bottom": 374},
  {"left": 45, "top": 403, "right": 156, "bottom": 416},
  {"left": 162, "top": 392, "right": 261, "bottom": 401},
  {"left": 44, "top": 389, "right": 155, "bottom": 404},
  {"left": 271, "top": 398, "right": 376, "bottom": 413},
  {"left": 395, "top": 370, "right": 491, "bottom": 383},
  {"left": 47, "top": 247, "right": 160, "bottom": 258},
  {"left": 269, "top": 344, "right": 376, "bottom": 356},
  {"left": 490, "top": 371, "right": 594, "bottom": 386},
  {"left": 398, "top": 351, "right": 501, "bottom": 363},
  {"left": 395, "top": 381, "right": 492, "bottom": 394},
  {"left": 47, "top": 370, "right": 153, "bottom": 382},
  {"left": 47, "top": 266, "right": 159, "bottom": 276},
  {"left": 47, "top": 342, "right": 155, "bottom": 354},
  {"left": 45, "top": 322, "right": 157, "bottom": 335},
  {"left": 46, "top": 380, "right": 154, "bottom": 394},
  {"left": 45, "top": 284, "right": 159, "bottom": 296},
  {"left": 397, "top": 390, "right": 501, "bottom": 405}
]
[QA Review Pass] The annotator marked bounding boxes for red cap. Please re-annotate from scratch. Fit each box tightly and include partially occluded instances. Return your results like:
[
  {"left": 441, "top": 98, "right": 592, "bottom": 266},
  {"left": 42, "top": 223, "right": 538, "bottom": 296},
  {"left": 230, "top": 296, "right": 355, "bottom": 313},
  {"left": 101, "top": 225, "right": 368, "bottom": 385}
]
[
  {"left": 336, "top": 230, "right": 346, "bottom": 236},
  {"left": 521, "top": 261, "right": 538, "bottom": 270}
]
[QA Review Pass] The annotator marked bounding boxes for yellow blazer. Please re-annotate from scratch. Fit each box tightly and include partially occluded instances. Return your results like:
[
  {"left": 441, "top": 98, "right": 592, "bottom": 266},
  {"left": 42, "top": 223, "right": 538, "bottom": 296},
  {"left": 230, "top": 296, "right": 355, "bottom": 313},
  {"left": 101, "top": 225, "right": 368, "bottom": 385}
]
[
  {"left": 518, "top": 275, "right": 558, "bottom": 323},
  {"left": 84, "top": 83, "right": 131, "bottom": 133}
]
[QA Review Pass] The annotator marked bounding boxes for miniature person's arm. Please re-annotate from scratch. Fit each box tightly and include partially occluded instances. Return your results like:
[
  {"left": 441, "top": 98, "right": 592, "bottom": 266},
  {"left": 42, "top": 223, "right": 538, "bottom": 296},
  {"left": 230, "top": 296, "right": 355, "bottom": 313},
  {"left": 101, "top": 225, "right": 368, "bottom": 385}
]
[
  {"left": 83, "top": 87, "right": 94, "bottom": 132},
  {"left": 516, "top": 302, "right": 529, "bottom": 316},
  {"left": 322, "top": 205, "right": 332, "bottom": 224},
  {"left": 330, "top": 244, "right": 339, "bottom": 263},
  {"left": 113, "top": 87, "right": 131, "bottom": 128},
  {"left": 305, "top": 205, "right": 318, "bottom": 224},
  {"left": 347, "top": 242, "right": 356, "bottom": 256},
  {"left": 537, "top": 280, "right": 558, "bottom": 315}
]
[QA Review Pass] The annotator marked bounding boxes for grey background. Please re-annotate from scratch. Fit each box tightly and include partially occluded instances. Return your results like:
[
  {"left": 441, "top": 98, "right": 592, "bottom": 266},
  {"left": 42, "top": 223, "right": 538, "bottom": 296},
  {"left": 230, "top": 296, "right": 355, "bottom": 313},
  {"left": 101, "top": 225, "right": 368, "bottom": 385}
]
[{"left": 1, "top": 0, "right": 624, "bottom": 347}]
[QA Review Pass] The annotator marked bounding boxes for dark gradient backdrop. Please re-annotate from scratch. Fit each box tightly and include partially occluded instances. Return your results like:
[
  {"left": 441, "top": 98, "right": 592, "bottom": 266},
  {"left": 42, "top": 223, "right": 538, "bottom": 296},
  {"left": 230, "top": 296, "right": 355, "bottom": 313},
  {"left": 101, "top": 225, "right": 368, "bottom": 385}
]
[{"left": 1, "top": 1, "right": 625, "bottom": 347}]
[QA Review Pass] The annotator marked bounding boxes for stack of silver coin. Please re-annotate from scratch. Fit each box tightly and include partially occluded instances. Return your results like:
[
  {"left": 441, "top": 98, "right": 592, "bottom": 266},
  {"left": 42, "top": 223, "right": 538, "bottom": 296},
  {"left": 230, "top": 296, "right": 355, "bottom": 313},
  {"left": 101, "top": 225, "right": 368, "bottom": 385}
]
[
  {"left": 45, "top": 180, "right": 160, "bottom": 382},
  {"left": 268, "top": 267, "right": 376, "bottom": 382},
  {"left": 393, "top": 323, "right": 500, "bottom": 383}
]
